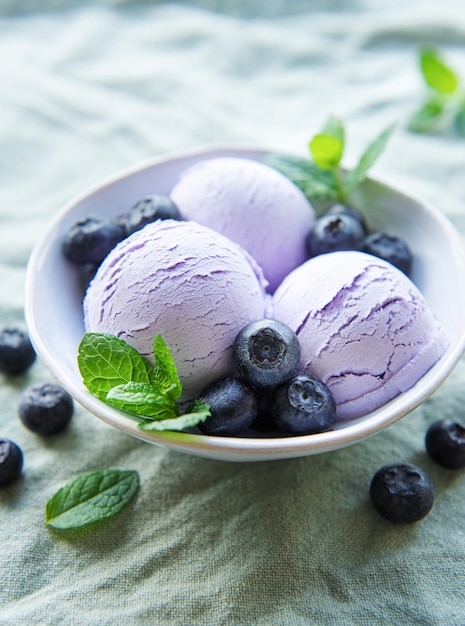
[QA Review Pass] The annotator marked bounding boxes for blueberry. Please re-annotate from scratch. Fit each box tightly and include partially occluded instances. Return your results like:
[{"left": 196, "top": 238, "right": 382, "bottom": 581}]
[
  {"left": 250, "top": 387, "right": 275, "bottom": 432},
  {"left": 0, "top": 328, "right": 36, "bottom": 375},
  {"left": 62, "top": 215, "right": 126, "bottom": 265},
  {"left": 306, "top": 213, "right": 366, "bottom": 258},
  {"left": 198, "top": 378, "right": 257, "bottom": 436},
  {"left": 369, "top": 463, "right": 434, "bottom": 524},
  {"left": 125, "top": 195, "right": 181, "bottom": 236},
  {"left": 324, "top": 203, "right": 368, "bottom": 234},
  {"left": 233, "top": 319, "right": 300, "bottom": 388},
  {"left": 79, "top": 262, "right": 99, "bottom": 292},
  {"left": 19, "top": 383, "right": 74, "bottom": 435},
  {"left": 425, "top": 419, "right": 465, "bottom": 469},
  {"left": 271, "top": 375, "right": 336, "bottom": 435},
  {"left": 364, "top": 232, "right": 412, "bottom": 275},
  {"left": 0, "top": 439, "right": 23, "bottom": 486}
]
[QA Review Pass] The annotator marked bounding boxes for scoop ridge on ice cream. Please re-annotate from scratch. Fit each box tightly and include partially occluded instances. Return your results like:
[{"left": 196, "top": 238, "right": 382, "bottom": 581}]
[
  {"left": 170, "top": 157, "right": 315, "bottom": 293},
  {"left": 272, "top": 251, "right": 449, "bottom": 420},
  {"left": 83, "top": 220, "right": 268, "bottom": 400}
]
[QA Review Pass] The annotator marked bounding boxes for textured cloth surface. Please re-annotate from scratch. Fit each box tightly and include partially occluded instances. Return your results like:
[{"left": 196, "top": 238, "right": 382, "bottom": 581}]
[{"left": 1, "top": 1, "right": 465, "bottom": 624}]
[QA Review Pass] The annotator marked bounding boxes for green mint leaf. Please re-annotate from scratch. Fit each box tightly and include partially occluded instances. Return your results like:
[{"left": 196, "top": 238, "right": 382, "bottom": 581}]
[
  {"left": 322, "top": 115, "right": 345, "bottom": 145},
  {"left": 139, "top": 400, "right": 211, "bottom": 432},
  {"left": 264, "top": 153, "right": 339, "bottom": 199},
  {"left": 152, "top": 334, "right": 182, "bottom": 401},
  {"left": 420, "top": 48, "right": 459, "bottom": 95},
  {"left": 45, "top": 470, "right": 139, "bottom": 530},
  {"left": 106, "top": 382, "right": 179, "bottom": 419},
  {"left": 344, "top": 123, "right": 395, "bottom": 194},
  {"left": 78, "top": 333, "right": 155, "bottom": 401},
  {"left": 454, "top": 104, "right": 465, "bottom": 136},
  {"left": 309, "top": 133, "right": 344, "bottom": 170},
  {"left": 308, "top": 115, "right": 345, "bottom": 170},
  {"left": 408, "top": 98, "right": 445, "bottom": 133}
]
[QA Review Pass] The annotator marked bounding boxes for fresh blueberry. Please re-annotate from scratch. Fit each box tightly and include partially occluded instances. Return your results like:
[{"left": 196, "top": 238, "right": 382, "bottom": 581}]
[
  {"left": 324, "top": 203, "right": 368, "bottom": 234},
  {"left": 0, "top": 439, "right": 23, "bottom": 486},
  {"left": 198, "top": 378, "right": 257, "bottom": 436},
  {"left": 364, "top": 232, "right": 412, "bottom": 275},
  {"left": 425, "top": 419, "right": 465, "bottom": 469},
  {"left": 250, "top": 387, "right": 276, "bottom": 432},
  {"left": 0, "top": 328, "right": 36, "bottom": 376},
  {"left": 19, "top": 383, "right": 74, "bottom": 435},
  {"left": 79, "top": 262, "right": 99, "bottom": 292},
  {"left": 306, "top": 213, "right": 366, "bottom": 258},
  {"left": 125, "top": 195, "right": 181, "bottom": 236},
  {"left": 369, "top": 463, "right": 434, "bottom": 524},
  {"left": 271, "top": 375, "right": 336, "bottom": 435},
  {"left": 233, "top": 319, "right": 300, "bottom": 388},
  {"left": 62, "top": 215, "right": 126, "bottom": 265}
]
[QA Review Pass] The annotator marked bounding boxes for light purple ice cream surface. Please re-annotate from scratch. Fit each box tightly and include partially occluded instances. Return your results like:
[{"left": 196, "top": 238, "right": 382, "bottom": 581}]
[
  {"left": 272, "top": 251, "right": 449, "bottom": 420},
  {"left": 84, "top": 219, "right": 269, "bottom": 401},
  {"left": 170, "top": 157, "right": 315, "bottom": 293}
]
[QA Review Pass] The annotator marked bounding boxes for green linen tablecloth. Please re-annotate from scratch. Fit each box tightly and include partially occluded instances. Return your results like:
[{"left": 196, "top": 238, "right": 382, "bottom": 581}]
[{"left": 1, "top": 1, "right": 465, "bottom": 624}]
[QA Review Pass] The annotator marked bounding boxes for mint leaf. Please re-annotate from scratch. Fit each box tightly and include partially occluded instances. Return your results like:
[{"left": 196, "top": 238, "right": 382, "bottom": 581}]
[
  {"left": 78, "top": 333, "right": 155, "bottom": 401},
  {"left": 408, "top": 99, "right": 445, "bottom": 133},
  {"left": 344, "top": 123, "right": 395, "bottom": 194},
  {"left": 264, "top": 153, "right": 339, "bottom": 199},
  {"left": 78, "top": 333, "right": 199, "bottom": 432},
  {"left": 309, "top": 133, "right": 344, "bottom": 170},
  {"left": 420, "top": 48, "right": 459, "bottom": 95},
  {"left": 322, "top": 115, "right": 345, "bottom": 144},
  {"left": 266, "top": 120, "right": 393, "bottom": 202},
  {"left": 409, "top": 48, "right": 465, "bottom": 136},
  {"left": 139, "top": 400, "right": 211, "bottom": 432},
  {"left": 152, "top": 334, "right": 182, "bottom": 401},
  {"left": 106, "top": 382, "right": 179, "bottom": 419},
  {"left": 46, "top": 470, "right": 139, "bottom": 530}
]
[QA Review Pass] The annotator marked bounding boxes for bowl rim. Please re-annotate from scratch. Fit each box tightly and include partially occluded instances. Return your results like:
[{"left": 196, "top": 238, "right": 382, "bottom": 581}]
[{"left": 25, "top": 143, "right": 465, "bottom": 461}]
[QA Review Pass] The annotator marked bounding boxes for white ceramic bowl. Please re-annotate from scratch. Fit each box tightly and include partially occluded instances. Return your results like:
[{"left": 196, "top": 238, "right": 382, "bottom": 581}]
[{"left": 25, "top": 145, "right": 465, "bottom": 462}]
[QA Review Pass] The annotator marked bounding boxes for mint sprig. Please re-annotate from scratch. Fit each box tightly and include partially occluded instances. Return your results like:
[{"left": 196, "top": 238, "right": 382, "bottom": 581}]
[
  {"left": 408, "top": 48, "right": 465, "bottom": 136},
  {"left": 46, "top": 469, "right": 139, "bottom": 530},
  {"left": 309, "top": 115, "right": 344, "bottom": 170},
  {"left": 78, "top": 332, "right": 156, "bottom": 401},
  {"left": 106, "top": 382, "right": 179, "bottom": 419},
  {"left": 151, "top": 334, "right": 183, "bottom": 402},
  {"left": 265, "top": 116, "right": 394, "bottom": 204},
  {"left": 139, "top": 401, "right": 211, "bottom": 432},
  {"left": 78, "top": 333, "right": 210, "bottom": 432}
]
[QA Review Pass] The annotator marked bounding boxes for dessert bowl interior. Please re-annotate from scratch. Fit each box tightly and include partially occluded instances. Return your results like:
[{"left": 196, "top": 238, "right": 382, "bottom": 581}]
[{"left": 25, "top": 145, "right": 465, "bottom": 462}]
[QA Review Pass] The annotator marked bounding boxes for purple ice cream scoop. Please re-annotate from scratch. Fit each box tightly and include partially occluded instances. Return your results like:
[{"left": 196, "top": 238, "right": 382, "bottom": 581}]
[
  {"left": 170, "top": 157, "right": 315, "bottom": 293},
  {"left": 83, "top": 220, "right": 269, "bottom": 401},
  {"left": 272, "top": 251, "right": 449, "bottom": 420}
]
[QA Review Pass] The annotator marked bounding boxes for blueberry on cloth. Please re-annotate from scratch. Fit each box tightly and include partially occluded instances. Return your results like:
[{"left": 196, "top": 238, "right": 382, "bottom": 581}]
[
  {"left": 306, "top": 212, "right": 366, "bottom": 258},
  {"left": 0, "top": 328, "right": 36, "bottom": 375},
  {"left": 271, "top": 375, "right": 336, "bottom": 435},
  {"left": 62, "top": 215, "right": 126, "bottom": 265},
  {"left": 0, "top": 439, "right": 23, "bottom": 486},
  {"left": 198, "top": 378, "right": 257, "bottom": 436},
  {"left": 323, "top": 203, "right": 368, "bottom": 234},
  {"left": 425, "top": 419, "right": 465, "bottom": 469},
  {"left": 19, "top": 383, "right": 74, "bottom": 435},
  {"left": 363, "top": 232, "right": 412, "bottom": 275},
  {"left": 125, "top": 195, "right": 181, "bottom": 236},
  {"left": 369, "top": 463, "right": 434, "bottom": 524},
  {"left": 233, "top": 319, "right": 300, "bottom": 388}
]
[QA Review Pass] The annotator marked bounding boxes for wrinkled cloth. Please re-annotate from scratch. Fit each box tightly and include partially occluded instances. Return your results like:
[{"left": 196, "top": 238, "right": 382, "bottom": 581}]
[{"left": 1, "top": 1, "right": 465, "bottom": 624}]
